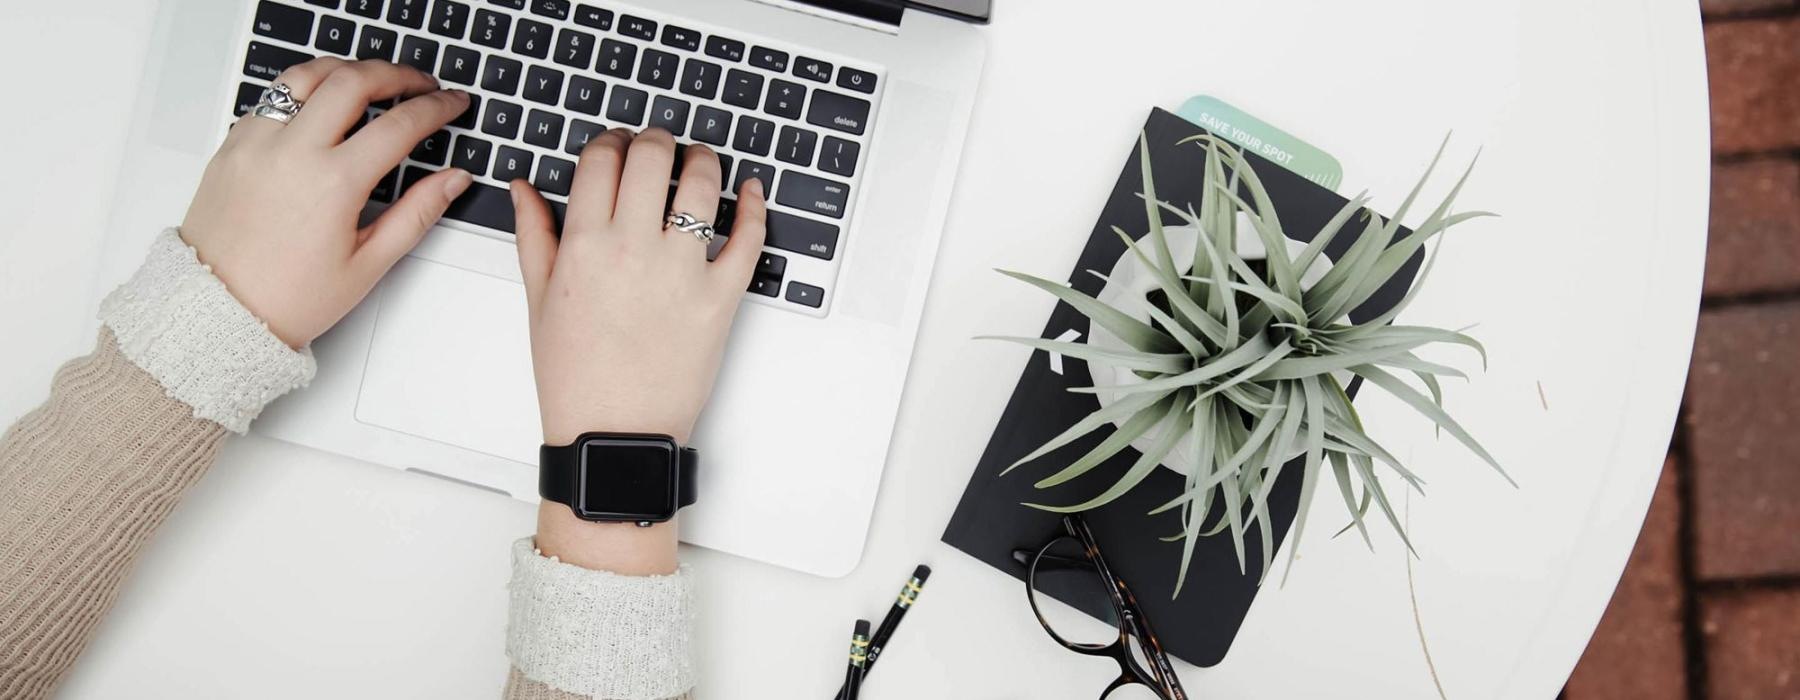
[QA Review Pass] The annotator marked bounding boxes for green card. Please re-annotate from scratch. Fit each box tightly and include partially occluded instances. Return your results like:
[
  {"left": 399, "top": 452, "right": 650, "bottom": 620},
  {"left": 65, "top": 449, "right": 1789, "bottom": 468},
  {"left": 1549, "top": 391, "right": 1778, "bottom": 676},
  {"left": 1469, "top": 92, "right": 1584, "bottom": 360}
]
[{"left": 1175, "top": 95, "right": 1343, "bottom": 191}]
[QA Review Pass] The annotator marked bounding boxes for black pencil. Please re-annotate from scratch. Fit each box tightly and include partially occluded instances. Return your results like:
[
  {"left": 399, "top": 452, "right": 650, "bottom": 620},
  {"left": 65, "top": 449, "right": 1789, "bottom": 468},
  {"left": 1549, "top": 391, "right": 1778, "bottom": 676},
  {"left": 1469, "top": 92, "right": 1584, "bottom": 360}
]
[
  {"left": 835, "top": 565, "right": 932, "bottom": 700},
  {"left": 843, "top": 619, "right": 871, "bottom": 700}
]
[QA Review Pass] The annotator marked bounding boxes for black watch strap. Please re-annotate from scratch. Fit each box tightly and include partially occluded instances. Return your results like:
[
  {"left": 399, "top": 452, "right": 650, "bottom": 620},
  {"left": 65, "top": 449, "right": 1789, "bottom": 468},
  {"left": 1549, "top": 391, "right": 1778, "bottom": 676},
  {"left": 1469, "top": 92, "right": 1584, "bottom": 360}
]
[{"left": 539, "top": 435, "right": 699, "bottom": 520}]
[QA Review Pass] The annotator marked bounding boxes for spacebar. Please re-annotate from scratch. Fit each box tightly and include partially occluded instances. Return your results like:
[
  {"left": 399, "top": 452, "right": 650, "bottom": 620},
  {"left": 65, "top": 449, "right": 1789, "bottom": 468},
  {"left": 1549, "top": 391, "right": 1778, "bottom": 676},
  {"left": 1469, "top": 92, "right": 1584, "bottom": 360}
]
[{"left": 404, "top": 167, "right": 565, "bottom": 235}]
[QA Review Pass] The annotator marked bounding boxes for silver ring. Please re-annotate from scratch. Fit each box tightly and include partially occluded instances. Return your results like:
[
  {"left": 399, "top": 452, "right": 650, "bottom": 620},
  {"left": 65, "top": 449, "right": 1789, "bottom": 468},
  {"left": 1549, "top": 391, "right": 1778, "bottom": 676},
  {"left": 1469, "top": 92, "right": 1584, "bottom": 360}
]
[
  {"left": 664, "top": 211, "right": 716, "bottom": 243},
  {"left": 251, "top": 83, "right": 303, "bottom": 125}
]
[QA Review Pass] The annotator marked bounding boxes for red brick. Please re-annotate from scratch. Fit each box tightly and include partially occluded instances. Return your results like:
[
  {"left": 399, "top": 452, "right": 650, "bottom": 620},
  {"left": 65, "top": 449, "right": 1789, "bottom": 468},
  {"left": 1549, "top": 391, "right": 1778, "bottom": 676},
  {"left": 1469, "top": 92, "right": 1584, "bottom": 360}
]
[
  {"left": 1706, "top": 18, "right": 1800, "bottom": 154},
  {"left": 1701, "top": 588, "right": 1800, "bottom": 699},
  {"left": 1703, "top": 0, "right": 1798, "bottom": 17},
  {"left": 1565, "top": 457, "right": 1687, "bottom": 700},
  {"left": 1684, "top": 302, "right": 1800, "bottom": 579},
  {"left": 1706, "top": 158, "right": 1800, "bottom": 297}
]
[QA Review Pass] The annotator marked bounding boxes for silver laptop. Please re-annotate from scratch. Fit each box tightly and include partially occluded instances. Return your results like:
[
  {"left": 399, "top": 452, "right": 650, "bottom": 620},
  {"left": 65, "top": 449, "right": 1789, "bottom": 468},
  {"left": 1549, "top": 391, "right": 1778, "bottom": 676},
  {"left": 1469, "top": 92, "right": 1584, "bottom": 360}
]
[{"left": 97, "top": 0, "right": 988, "bottom": 577}]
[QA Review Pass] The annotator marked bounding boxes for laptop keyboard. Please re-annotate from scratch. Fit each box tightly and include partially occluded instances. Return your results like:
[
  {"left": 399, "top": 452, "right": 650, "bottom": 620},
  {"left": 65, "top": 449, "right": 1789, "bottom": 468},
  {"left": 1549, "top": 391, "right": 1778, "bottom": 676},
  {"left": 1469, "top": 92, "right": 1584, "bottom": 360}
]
[{"left": 234, "top": 0, "right": 885, "bottom": 314}]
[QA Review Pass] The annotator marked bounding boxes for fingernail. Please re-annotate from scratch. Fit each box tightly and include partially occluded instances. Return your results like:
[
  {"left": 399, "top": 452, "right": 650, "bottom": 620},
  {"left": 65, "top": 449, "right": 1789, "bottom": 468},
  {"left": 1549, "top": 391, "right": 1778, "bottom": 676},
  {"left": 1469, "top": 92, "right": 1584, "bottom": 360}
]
[
  {"left": 444, "top": 169, "right": 473, "bottom": 198},
  {"left": 747, "top": 178, "right": 765, "bottom": 198},
  {"left": 445, "top": 88, "right": 470, "bottom": 101}
]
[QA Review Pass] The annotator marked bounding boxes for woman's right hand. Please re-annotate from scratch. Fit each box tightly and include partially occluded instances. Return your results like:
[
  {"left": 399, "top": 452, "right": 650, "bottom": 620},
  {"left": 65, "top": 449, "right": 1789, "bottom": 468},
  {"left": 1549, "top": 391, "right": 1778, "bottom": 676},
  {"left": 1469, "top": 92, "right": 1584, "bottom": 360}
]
[
  {"left": 512, "top": 128, "right": 767, "bottom": 449},
  {"left": 513, "top": 128, "right": 766, "bottom": 574}
]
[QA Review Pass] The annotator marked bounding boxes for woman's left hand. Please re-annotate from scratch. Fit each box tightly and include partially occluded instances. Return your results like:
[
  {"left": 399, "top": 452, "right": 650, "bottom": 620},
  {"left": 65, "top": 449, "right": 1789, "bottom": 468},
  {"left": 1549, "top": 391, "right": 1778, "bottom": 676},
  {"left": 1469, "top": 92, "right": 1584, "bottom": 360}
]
[{"left": 179, "top": 58, "right": 474, "bottom": 348}]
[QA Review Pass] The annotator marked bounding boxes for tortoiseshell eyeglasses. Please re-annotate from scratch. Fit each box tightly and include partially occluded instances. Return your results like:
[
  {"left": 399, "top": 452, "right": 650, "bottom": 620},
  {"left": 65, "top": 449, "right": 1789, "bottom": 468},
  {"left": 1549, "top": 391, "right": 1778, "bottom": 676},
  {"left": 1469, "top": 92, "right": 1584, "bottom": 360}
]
[{"left": 1014, "top": 515, "right": 1190, "bottom": 700}]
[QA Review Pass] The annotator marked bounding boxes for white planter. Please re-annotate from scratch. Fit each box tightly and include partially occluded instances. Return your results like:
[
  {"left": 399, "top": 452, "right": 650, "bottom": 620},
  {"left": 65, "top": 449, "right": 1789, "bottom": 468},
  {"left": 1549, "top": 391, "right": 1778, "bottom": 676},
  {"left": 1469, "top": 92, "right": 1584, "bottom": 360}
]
[{"left": 1084, "top": 218, "right": 1330, "bottom": 477}]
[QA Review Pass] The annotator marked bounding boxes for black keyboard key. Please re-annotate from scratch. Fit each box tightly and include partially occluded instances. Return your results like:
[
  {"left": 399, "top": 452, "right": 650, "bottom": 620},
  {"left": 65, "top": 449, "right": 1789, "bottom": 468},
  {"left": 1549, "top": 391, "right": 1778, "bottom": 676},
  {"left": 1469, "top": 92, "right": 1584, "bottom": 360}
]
[
  {"left": 756, "top": 252, "right": 786, "bottom": 279},
  {"left": 806, "top": 90, "right": 870, "bottom": 135},
  {"left": 785, "top": 281, "right": 824, "bottom": 308},
  {"left": 819, "top": 136, "right": 859, "bottom": 177},
  {"left": 763, "top": 79, "right": 804, "bottom": 120},
  {"left": 596, "top": 39, "right": 636, "bottom": 79},
  {"left": 749, "top": 277, "right": 779, "bottom": 297},
  {"left": 451, "top": 94, "right": 480, "bottom": 128},
  {"left": 314, "top": 14, "right": 355, "bottom": 54},
  {"left": 451, "top": 134, "right": 493, "bottom": 176},
  {"left": 233, "top": 82, "right": 264, "bottom": 116},
  {"left": 356, "top": 25, "right": 398, "bottom": 60},
  {"left": 766, "top": 210, "right": 839, "bottom": 259},
  {"left": 793, "top": 56, "right": 831, "bottom": 83},
  {"left": 487, "top": 0, "right": 525, "bottom": 9},
  {"left": 398, "top": 35, "right": 439, "bottom": 73},
  {"left": 512, "top": 18, "right": 552, "bottom": 58},
  {"left": 732, "top": 159, "right": 775, "bottom": 196},
  {"left": 244, "top": 41, "right": 311, "bottom": 81},
  {"left": 837, "top": 66, "right": 876, "bottom": 94},
  {"left": 411, "top": 168, "right": 515, "bottom": 230},
  {"left": 439, "top": 44, "right": 480, "bottom": 84},
  {"left": 637, "top": 49, "right": 678, "bottom": 89},
  {"left": 618, "top": 14, "right": 655, "bottom": 41},
  {"left": 411, "top": 128, "right": 452, "bottom": 165},
  {"left": 717, "top": 153, "right": 734, "bottom": 187},
  {"left": 564, "top": 75, "right": 605, "bottom": 115},
  {"left": 732, "top": 116, "right": 774, "bottom": 156},
  {"left": 573, "top": 4, "right": 612, "bottom": 29},
  {"left": 722, "top": 69, "right": 762, "bottom": 109},
  {"left": 347, "top": 0, "right": 383, "bottom": 19},
  {"left": 429, "top": 0, "right": 471, "bottom": 38},
  {"left": 776, "top": 126, "right": 817, "bottom": 167},
  {"left": 523, "top": 109, "right": 564, "bottom": 148},
  {"left": 471, "top": 9, "right": 509, "bottom": 48},
  {"left": 529, "top": 0, "right": 568, "bottom": 19},
  {"left": 661, "top": 24, "right": 700, "bottom": 51},
  {"left": 253, "top": 1, "right": 314, "bottom": 45},
  {"left": 481, "top": 55, "right": 523, "bottom": 94},
  {"left": 705, "top": 35, "right": 744, "bottom": 62},
  {"left": 679, "top": 59, "right": 721, "bottom": 100},
  {"left": 776, "top": 171, "right": 849, "bottom": 219},
  {"left": 606, "top": 85, "right": 648, "bottom": 125},
  {"left": 494, "top": 145, "right": 533, "bottom": 182},
  {"left": 648, "top": 96, "right": 690, "bottom": 136},
  {"left": 692, "top": 105, "right": 730, "bottom": 146},
  {"left": 534, "top": 155, "right": 576, "bottom": 196},
  {"left": 553, "top": 28, "right": 596, "bottom": 68},
  {"left": 523, "top": 64, "right": 564, "bottom": 104},
  {"left": 749, "top": 46, "right": 787, "bottom": 72},
  {"left": 305, "top": 0, "right": 340, "bottom": 8},
  {"left": 371, "top": 167, "right": 401, "bottom": 203},
  {"left": 481, "top": 99, "right": 523, "bottom": 139},
  {"left": 564, "top": 119, "right": 604, "bottom": 155},
  {"left": 386, "top": 0, "right": 427, "bottom": 29}
]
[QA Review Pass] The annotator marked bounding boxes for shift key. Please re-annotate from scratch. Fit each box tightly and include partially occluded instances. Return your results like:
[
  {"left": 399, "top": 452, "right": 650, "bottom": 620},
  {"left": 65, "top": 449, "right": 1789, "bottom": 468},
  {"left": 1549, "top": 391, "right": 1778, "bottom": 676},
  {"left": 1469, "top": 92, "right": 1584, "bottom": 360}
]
[
  {"left": 763, "top": 210, "right": 839, "bottom": 260},
  {"left": 775, "top": 171, "right": 850, "bottom": 219}
]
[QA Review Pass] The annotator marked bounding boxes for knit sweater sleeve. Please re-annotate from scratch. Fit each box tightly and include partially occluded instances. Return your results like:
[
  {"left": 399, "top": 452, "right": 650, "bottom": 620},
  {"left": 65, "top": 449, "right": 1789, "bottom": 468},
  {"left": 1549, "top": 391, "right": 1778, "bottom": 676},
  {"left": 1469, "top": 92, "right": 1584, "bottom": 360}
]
[
  {"left": 0, "top": 329, "right": 231, "bottom": 698},
  {"left": 0, "top": 230, "right": 698, "bottom": 699}
]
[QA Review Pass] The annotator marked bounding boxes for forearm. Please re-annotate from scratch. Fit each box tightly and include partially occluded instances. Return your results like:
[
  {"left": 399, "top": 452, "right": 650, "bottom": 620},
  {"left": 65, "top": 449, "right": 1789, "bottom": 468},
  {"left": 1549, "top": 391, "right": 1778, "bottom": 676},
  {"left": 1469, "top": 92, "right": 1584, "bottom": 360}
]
[{"left": 0, "top": 330, "right": 228, "bottom": 698}]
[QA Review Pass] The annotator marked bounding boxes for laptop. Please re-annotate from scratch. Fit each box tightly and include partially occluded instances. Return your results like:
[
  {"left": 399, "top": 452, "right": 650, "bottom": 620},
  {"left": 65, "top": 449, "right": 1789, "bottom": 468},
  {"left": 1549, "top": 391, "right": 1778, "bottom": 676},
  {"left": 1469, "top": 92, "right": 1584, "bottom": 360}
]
[{"left": 96, "top": 0, "right": 989, "bottom": 577}]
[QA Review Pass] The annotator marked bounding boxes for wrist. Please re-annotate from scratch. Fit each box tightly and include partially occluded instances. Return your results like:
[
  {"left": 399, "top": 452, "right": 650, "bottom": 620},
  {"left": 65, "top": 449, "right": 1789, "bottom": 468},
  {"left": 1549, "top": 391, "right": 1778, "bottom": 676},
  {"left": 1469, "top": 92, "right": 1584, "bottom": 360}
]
[{"left": 542, "top": 411, "right": 695, "bottom": 446}]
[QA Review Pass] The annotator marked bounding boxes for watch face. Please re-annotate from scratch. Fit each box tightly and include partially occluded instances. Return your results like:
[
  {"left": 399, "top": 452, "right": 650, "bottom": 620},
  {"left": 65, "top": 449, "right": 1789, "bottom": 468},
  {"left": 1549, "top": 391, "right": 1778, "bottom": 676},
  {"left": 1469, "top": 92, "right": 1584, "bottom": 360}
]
[{"left": 577, "top": 437, "right": 678, "bottom": 520}]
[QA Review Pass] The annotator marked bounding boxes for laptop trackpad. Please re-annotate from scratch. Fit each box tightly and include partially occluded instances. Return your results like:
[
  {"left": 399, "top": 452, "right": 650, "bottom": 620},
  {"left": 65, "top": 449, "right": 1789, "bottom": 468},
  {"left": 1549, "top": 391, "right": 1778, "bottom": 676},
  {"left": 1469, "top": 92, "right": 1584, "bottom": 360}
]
[{"left": 355, "top": 257, "right": 540, "bottom": 466}]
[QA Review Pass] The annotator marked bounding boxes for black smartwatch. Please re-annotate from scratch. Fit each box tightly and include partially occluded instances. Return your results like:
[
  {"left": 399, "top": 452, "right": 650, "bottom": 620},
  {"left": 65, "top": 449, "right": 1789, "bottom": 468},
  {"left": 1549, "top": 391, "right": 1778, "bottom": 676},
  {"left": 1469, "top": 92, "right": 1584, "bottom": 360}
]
[{"left": 539, "top": 432, "right": 698, "bottom": 526}]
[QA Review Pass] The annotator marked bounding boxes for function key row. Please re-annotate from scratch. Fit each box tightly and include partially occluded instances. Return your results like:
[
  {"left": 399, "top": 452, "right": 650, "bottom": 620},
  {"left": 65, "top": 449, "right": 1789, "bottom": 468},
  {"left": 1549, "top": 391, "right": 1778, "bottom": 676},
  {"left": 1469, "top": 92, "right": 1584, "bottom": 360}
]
[{"left": 285, "top": 1, "right": 878, "bottom": 92}]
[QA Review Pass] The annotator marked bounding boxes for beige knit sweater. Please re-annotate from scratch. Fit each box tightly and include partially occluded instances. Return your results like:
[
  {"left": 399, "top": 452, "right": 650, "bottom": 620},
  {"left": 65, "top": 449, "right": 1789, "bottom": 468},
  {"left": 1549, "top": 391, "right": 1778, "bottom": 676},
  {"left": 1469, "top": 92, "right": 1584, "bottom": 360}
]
[{"left": 0, "top": 231, "right": 692, "bottom": 699}]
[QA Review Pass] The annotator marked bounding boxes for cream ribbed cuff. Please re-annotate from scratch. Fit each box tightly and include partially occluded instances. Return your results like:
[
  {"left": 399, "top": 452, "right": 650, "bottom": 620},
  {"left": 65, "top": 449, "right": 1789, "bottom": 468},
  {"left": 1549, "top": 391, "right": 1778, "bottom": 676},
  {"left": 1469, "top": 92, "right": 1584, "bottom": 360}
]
[
  {"left": 507, "top": 537, "right": 696, "bottom": 700},
  {"left": 97, "top": 228, "right": 315, "bottom": 433}
]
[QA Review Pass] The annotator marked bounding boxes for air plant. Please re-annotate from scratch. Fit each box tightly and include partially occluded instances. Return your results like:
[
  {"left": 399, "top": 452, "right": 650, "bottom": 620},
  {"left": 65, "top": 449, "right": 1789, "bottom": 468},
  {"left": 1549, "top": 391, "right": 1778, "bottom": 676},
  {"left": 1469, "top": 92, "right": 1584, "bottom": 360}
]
[{"left": 987, "top": 133, "right": 1510, "bottom": 594}]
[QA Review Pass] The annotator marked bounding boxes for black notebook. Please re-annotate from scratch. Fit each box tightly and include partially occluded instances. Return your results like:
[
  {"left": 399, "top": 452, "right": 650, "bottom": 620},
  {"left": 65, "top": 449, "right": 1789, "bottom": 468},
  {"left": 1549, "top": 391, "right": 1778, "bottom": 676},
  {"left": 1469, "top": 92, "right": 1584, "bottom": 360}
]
[{"left": 941, "top": 107, "right": 1420, "bottom": 667}]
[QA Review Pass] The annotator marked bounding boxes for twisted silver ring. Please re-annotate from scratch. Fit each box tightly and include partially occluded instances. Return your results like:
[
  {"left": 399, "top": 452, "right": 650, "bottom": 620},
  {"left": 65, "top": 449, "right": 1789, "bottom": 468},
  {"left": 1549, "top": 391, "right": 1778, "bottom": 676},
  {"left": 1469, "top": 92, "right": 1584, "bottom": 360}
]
[
  {"left": 251, "top": 83, "right": 303, "bottom": 125},
  {"left": 664, "top": 211, "right": 716, "bottom": 243}
]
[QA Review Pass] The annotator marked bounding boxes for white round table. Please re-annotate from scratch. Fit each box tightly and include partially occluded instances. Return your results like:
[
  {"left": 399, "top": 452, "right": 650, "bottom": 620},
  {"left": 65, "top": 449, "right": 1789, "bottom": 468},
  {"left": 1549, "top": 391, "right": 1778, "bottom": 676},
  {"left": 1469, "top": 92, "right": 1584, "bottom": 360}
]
[{"left": 0, "top": 0, "right": 1707, "bottom": 697}]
